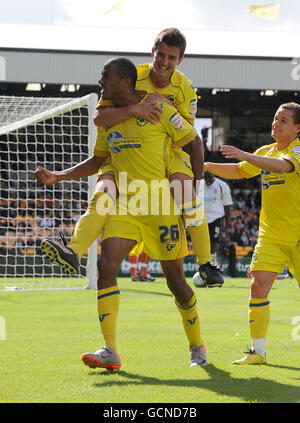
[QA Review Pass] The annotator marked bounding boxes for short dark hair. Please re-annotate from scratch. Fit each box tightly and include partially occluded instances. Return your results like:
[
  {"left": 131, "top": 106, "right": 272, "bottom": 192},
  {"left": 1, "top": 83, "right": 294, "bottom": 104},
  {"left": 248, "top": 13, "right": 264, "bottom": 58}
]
[
  {"left": 106, "top": 57, "right": 137, "bottom": 88},
  {"left": 280, "top": 102, "right": 300, "bottom": 124},
  {"left": 153, "top": 27, "right": 186, "bottom": 57}
]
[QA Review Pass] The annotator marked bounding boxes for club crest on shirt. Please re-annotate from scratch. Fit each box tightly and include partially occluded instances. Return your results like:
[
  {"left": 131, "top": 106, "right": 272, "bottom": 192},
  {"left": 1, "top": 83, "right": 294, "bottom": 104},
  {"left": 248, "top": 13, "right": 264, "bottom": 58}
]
[
  {"left": 167, "top": 95, "right": 177, "bottom": 105},
  {"left": 169, "top": 113, "right": 183, "bottom": 130},
  {"left": 136, "top": 118, "right": 148, "bottom": 126}
]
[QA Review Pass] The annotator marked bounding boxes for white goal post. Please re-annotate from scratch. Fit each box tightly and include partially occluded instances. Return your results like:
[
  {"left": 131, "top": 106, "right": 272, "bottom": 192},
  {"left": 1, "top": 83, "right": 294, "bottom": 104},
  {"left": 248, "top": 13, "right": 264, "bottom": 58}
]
[{"left": 0, "top": 94, "right": 98, "bottom": 291}]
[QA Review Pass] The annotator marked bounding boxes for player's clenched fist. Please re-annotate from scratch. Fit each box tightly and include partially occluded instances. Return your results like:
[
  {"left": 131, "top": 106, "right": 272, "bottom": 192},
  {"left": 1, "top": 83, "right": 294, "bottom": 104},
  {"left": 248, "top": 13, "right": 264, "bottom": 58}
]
[{"left": 35, "top": 166, "right": 58, "bottom": 185}]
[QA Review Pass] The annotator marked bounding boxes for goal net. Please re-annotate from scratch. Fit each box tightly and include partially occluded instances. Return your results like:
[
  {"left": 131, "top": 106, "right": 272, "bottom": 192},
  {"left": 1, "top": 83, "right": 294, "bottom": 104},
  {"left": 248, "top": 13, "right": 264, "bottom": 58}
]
[{"left": 0, "top": 94, "right": 98, "bottom": 291}]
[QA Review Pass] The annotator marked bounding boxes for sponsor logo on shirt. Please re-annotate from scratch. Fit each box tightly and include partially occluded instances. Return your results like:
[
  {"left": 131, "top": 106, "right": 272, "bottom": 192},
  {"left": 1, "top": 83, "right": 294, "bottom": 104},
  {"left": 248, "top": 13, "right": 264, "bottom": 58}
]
[
  {"left": 169, "top": 113, "right": 183, "bottom": 130},
  {"left": 107, "top": 131, "right": 142, "bottom": 153},
  {"left": 292, "top": 145, "right": 300, "bottom": 156},
  {"left": 261, "top": 170, "right": 285, "bottom": 189}
]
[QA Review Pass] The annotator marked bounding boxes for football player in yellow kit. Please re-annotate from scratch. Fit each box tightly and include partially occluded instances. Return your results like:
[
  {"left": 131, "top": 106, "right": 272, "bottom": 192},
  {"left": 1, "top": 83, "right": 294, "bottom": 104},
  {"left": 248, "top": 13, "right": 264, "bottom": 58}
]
[
  {"left": 40, "top": 27, "right": 223, "bottom": 288},
  {"left": 205, "top": 102, "right": 300, "bottom": 364},
  {"left": 36, "top": 57, "right": 207, "bottom": 370}
]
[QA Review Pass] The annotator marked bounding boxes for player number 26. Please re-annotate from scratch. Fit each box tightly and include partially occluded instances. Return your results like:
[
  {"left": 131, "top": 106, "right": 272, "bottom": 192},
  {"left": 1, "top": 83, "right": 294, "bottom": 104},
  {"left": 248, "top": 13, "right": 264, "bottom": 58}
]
[{"left": 159, "top": 225, "right": 179, "bottom": 243}]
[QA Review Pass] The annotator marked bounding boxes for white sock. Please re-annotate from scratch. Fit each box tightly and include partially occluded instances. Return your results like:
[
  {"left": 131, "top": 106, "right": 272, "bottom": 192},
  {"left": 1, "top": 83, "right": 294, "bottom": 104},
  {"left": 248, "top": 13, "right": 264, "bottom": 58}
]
[
  {"left": 251, "top": 336, "right": 266, "bottom": 357},
  {"left": 210, "top": 253, "right": 217, "bottom": 265}
]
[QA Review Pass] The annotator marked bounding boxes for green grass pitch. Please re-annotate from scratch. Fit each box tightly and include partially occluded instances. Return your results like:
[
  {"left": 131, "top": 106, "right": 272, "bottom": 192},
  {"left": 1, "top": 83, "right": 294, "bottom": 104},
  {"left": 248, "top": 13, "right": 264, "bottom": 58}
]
[{"left": 0, "top": 277, "right": 300, "bottom": 403}]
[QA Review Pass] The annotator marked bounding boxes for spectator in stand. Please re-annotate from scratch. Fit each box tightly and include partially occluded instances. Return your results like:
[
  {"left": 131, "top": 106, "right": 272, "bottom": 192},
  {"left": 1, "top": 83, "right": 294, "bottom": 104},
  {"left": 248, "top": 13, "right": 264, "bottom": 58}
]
[
  {"left": 39, "top": 209, "right": 55, "bottom": 229},
  {"left": 16, "top": 238, "right": 25, "bottom": 255},
  {"left": 8, "top": 208, "right": 17, "bottom": 220},
  {"left": 8, "top": 219, "right": 17, "bottom": 233},
  {"left": 228, "top": 224, "right": 240, "bottom": 244},
  {"left": 236, "top": 194, "right": 246, "bottom": 210},
  {"left": 250, "top": 224, "right": 259, "bottom": 238},
  {"left": 45, "top": 192, "right": 54, "bottom": 209},
  {"left": 0, "top": 218, "right": 8, "bottom": 236},
  {"left": 240, "top": 230, "right": 249, "bottom": 247},
  {"left": 7, "top": 246, "right": 16, "bottom": 256},
  {"left": 0, "top": 242, "right": 7, "bottom": 256}
]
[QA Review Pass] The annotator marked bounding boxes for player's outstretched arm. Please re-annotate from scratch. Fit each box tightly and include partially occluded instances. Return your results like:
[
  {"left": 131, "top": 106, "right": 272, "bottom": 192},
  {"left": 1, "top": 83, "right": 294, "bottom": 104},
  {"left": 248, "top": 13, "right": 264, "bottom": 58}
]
[
  {"left": 35, "top": 155, "right": 105, "bottom": 185},
  {"left": 220, "top": 144, "right": 294, "bottom": 173},
  {"left": 204, "top": 162, "right": 242, "bottom": 179},
  {"left": 93, "top": 101, "right": 162, "bottom": 126}
]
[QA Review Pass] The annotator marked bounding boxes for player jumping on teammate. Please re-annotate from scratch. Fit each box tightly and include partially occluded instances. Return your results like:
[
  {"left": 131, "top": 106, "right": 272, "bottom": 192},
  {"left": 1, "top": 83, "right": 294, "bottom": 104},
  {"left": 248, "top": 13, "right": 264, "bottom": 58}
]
[{"left": 39, "top": 28, "right": 223, "bottom": 288}]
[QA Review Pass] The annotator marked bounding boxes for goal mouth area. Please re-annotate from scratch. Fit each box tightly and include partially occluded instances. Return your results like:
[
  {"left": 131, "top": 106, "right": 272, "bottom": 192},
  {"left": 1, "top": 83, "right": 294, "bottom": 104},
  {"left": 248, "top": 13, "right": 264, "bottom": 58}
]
[
  {"left": 0, "top": 95, "right": 93, "bottom": 136},
  {"left": 0, "top": 277, "right": 88, "bottom": 292},
  {"left": 0, "top": 94, "right": 98, "bottom": 291}
]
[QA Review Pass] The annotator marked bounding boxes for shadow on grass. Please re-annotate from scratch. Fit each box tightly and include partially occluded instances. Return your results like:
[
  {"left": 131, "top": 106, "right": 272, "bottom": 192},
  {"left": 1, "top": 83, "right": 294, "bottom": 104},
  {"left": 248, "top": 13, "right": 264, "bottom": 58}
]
[
  {"left": 123, "top": 284, "right": 251, "bottom": 298},
  {"left": 266, "top": 363, "right": 300, "bottom": 372},
  {"left": 223, "top": 285, "right": 250, "bottom": 289},
  {"left": 90, "top": 364, "right": 300, "bottom": 403},
  {"left": 123, "top": 287, "right": 172, "bottom": 298}
]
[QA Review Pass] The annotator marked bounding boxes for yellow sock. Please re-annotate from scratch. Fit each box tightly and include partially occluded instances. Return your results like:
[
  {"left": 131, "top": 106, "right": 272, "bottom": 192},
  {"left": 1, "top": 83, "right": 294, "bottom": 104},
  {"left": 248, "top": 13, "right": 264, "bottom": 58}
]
[
  {"left": 185, "top": 212, "right": 211, "bottom": 266},
  {"left": 97, "top": 286, "right": 120, "bottom": 352},
  {"left": 248, "top": 298, "right": 270, "bottom": 338},
  {"left": 174, "top": 292, "right": 204, "bottom": 347},
  {"left": 69, "top": 190, "right": 112, "bottom": 258}
]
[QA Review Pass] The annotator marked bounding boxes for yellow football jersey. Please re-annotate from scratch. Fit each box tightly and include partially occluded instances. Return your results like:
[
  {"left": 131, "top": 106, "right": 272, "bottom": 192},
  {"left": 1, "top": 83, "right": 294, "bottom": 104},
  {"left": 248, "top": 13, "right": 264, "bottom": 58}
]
[
  {"left": 94, "top": 94, "right": 196, "bottom": 183},
  {"left": 237, "top": 138, "right": 300, "bottom": 246},
  {"left": 97, "top": 63, "right": 197, "bottom": 124},
  {"left": 136, "top": 63, "right": 197, "bottom": 124}
]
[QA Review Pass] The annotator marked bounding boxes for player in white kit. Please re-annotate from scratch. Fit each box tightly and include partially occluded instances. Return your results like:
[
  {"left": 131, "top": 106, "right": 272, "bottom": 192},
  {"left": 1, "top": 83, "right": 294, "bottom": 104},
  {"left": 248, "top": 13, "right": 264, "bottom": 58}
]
[{"left": 193, "top": 172, "right": 232, "bottom": 286}]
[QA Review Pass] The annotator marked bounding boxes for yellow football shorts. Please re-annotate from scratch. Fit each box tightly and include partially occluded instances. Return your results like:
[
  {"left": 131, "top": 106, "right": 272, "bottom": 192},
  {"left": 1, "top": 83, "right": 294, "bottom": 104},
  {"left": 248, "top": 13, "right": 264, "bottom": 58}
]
[
  {"left": 98, "top": 148, "right": 193, "bottom": 258},
  {"left": 166, "top": 148, "right": 194, "bottom": 178},
  {"left": 101, "top": 206, "right": 188, "bottom": 261},
  {"left": 251, "top": 237, "right": 300, "bottom": 284},
  {"left": 129, "top": 241, "right": 144, "bottom": 257},
  {"left": 97, "top": 159, "right": 115, "bottom": 177}
]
